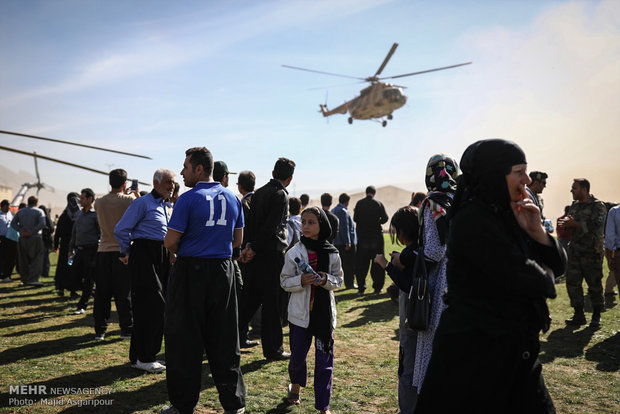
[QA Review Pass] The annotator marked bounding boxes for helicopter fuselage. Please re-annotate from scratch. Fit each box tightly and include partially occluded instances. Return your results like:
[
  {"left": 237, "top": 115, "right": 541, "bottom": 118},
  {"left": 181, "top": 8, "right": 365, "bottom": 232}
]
[{"left": 348, "top": 83, "right": 406, "bottom": 119}]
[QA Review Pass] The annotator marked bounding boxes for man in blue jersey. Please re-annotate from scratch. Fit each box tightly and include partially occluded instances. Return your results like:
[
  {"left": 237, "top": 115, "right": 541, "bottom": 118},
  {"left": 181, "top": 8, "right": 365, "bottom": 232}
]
[{"left": 162, "top": 147, "right": 246, "bottom": 414}]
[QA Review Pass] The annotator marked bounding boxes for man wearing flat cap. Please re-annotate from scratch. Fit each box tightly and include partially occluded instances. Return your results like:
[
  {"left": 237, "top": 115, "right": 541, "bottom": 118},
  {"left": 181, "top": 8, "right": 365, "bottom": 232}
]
[{"left": 214, "top": 161, "right": 237, "bottom": 188}]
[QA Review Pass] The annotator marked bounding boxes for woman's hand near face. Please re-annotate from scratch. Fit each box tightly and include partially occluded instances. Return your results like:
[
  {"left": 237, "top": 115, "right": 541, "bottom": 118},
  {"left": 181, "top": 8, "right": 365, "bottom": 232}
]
[{"left": 511, "top": 189, "right": 550, "bottom": 246}]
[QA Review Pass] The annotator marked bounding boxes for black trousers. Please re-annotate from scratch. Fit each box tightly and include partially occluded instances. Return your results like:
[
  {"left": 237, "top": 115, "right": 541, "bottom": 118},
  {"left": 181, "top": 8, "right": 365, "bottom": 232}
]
[
  {"left": 94, "top": 251, "right": 133, "bottom": 335},
  {"left": 73, "top": 245, "right": 98, "bottom": 309},
  {"left": 129, "top": 239, "right": 168, "bottom": 364},
  {"left": 335, "top": 244, "right": 356, "bottom": 288},
  {"left": 355, "top": 238, "right": 385, "bottom": 291},
  {"left": 165, "top": 257, "right": 245, "bottom": 413},
  {"left": 238, "top": 249, "right": 285, "bottom": 359},
  {"left": 0, "top": 236, "right": 17, "bottom": 279}
]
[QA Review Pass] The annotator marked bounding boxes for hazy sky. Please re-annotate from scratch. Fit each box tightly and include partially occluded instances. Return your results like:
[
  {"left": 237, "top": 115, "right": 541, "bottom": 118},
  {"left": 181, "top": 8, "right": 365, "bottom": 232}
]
[{"left": 1, "top": 0, "right": 618, "bottom": 220}]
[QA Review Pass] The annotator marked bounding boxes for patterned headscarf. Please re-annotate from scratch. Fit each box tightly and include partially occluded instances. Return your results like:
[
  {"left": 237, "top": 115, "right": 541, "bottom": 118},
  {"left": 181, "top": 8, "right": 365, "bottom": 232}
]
[
  {"left": 421, "top": 154, "right": 459, "bottom": 245},
  {"left": 425, "top": 154, "right": 459, "bottom": 193}
]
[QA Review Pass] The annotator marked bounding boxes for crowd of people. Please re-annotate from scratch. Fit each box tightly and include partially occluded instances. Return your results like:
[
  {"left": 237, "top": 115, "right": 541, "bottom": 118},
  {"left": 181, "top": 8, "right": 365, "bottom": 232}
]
[{"left": 0, "top": 139, "right": 618, "bottom": 414}]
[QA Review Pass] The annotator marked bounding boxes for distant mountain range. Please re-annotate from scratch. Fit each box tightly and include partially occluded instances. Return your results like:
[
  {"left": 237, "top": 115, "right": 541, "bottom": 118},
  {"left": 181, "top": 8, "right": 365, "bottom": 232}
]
[{"left": 308, "top": 185, "right": 415, "bottom": 231}]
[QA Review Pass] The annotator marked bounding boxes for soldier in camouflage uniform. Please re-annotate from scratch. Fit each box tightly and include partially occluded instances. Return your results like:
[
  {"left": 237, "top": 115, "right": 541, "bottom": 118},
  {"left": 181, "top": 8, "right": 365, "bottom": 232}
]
[{"left": 558, "top": 178, "right": 607, "bottom": 328}]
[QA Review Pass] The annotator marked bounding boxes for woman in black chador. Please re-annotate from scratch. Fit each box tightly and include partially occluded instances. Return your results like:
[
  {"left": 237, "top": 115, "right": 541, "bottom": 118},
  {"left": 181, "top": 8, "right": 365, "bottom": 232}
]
[
  {"left": 415, "top": 139, "right": 566, "bottom": 414},
  {"left": 54, "top": 192, "right": 80, "bottom": 296}
]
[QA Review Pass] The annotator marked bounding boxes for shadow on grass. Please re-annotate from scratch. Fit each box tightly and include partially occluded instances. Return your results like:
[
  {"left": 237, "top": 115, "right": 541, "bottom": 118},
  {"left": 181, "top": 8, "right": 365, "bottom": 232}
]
[
  {"left": 265, "top": 400, "right": 296, "bottom": 413},
  {"left": 3, "top": 318, "right": 91, "bottom": 337},
  {"left": 585, "top": 331, "right": 620, "bottom": 372},
  {"left": 0, "top": 363, "right": 167, "bottom": 413},
  {"left": 0, "top": 287, "right": 50, "bottom": 299},
  {"left": 8, "top": 302, "right": 76, "bottom": 316},
  {"left": 340, "top": 296, "right": 398, "bottom": 328},
  {"left": 539, "top": 325, "right": 596, "bottom": 363},
  {"left": 0, "top": 333, "right": 122, "bottom": 366},
  {"left": 0, "top": 294, "right": 71, "bottom": 309},
  {"left": 0, "top": 314, "right": 55, "bottom": 330}
]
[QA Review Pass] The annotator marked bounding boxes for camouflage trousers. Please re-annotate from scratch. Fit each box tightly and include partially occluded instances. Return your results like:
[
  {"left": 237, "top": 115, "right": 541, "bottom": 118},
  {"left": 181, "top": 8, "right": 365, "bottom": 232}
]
[{"left": 565, "top": 252, "right": 604, "bottom": 308}]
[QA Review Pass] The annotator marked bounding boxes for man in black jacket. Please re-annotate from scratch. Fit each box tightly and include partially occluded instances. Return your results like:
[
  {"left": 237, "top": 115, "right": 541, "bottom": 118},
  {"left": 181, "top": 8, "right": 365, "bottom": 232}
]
[
  {"left": 354, "top": 186, "right": 388, "bottom": 294},
  {"left": 239, "top": 158, "right": 295, "bottom": 360},
  {"left": 320, "top": 193, "right": 339, "bottom": 243}
]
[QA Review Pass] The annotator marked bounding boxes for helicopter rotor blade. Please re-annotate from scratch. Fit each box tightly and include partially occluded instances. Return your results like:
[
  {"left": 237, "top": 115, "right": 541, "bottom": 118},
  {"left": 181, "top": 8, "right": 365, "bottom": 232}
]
[
  {"left": 0, "top": 129, "right": 152, "bottom": 159},
  {"left": 282, "top": 65, "right": 364, "bottom": 80},
  {"left": 307, "top": 80, "right": 367, "bottom": 91},
  {"left": 374, "top": 43, "right": 399, "bottom": 77},
  {"left": 0, "top": 146, "right": 151, "bottom": 186},
  {"left": 33, "top": 152, "right": 41, "bottom": 185},
  {"left": 381, "top": 62, "right": 472, "bottom": 80}
]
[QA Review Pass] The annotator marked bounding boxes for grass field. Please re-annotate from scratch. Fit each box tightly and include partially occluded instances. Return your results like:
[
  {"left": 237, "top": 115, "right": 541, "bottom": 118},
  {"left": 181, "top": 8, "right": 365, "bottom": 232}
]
[{"left": 0, "top": 238, "right": 618, "bottom": 413}]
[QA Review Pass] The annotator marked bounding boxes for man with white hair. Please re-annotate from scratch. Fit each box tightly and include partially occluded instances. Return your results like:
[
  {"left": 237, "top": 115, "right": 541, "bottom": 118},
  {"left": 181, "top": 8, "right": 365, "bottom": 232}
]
[{"left": 114, "top": 168, "right": 176, "bottom": 373}]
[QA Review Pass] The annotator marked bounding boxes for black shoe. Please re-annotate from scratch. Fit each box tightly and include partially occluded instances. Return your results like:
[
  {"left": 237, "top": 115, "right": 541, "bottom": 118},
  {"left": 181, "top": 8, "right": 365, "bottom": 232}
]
[
  {"left": 565, "top": 309, "right": 586, "bottom": 326},
  {"left": 358, "top": 288, "right": 366, "bottom": 295},
  {"left": 57, "top": 289, "right": 65, "bottom": 297},
  {"left": 70, "top": 291, "right": 79, "bottom": 298},
  {"left": 266, "top": 351, "right": 291, "bottom": 361},
  {"left": 374, "top": 289, "right": 382, "bottom": 295},
  {"left": 240, "top": 339, "right": 259, "bottom": 349}
]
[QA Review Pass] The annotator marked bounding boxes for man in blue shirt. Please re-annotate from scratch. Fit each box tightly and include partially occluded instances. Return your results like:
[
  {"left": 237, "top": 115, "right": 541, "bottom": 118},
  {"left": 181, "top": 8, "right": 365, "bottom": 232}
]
[
  {"left": 10, "top": 195, "right": 46, "bottom": 286},
  {"left": 162, "top": 147, "right": 245, "bottom": 414},
  {"left": 332, "top": 193, "right": 357, "bottom": 289},
  {"left": 114, "top": 167, "right": 176, "bottom": 374}
]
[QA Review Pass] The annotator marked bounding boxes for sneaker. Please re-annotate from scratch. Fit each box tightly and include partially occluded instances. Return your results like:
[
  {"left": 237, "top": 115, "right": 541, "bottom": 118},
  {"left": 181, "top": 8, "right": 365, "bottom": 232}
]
[
  {"left": 120, "top": 332, "right": 132, "bottom": 339},
  {"left": 73, "top": 308, "right": 86, "bottom": 315},
  {"left": 1, "top": 277, "right": 13, "bottom": 282},
  {"left": 224, "top": 408, "right": 245, "bottom": 414},
  {"left": 160, "top": 406, "right": 181, "bottom": 414},
  {"left": 134, "top": 360, "right": 166, "bottom": 373},
  {"left": 240, "top": 339, "right": 259, "bottom": 348},
  {"left": 266, "top": 351, "right": 291, "bottom": 361},
  {"left": 94, "top": 333, "right": 105, "bottom": 341}
]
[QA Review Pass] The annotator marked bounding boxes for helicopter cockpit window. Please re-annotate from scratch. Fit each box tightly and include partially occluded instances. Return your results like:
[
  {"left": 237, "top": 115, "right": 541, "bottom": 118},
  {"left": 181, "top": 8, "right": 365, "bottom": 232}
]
[{"left": 383, "top": 88, "right": 404, "bottom": 101}]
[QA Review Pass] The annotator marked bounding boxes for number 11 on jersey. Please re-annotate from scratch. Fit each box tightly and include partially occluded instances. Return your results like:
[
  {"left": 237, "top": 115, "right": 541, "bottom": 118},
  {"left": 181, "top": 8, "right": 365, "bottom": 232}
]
[{"left": 205, "top": 194, "right": 228, "bottom": 227}]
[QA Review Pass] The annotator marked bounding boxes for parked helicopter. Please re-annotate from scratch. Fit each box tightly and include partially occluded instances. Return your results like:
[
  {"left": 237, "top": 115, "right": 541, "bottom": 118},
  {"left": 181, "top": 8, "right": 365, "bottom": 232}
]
[
  {"left": 283, "top": 43, "right": 471, "bottom": 127},
  {"left": 0, "top": 129, "right": 151, "bottom": 211}
]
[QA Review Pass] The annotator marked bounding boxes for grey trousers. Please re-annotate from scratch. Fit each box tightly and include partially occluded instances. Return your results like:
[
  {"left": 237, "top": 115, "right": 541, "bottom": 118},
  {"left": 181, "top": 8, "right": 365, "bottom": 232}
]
[{"left": 17, "top": 236, "right": 44, "bottom": 284}]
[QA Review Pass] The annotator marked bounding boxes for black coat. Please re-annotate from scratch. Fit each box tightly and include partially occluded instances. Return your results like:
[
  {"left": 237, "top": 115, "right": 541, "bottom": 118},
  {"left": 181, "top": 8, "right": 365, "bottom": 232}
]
[
  {"left": 415, "top": 198, "right": 566, "bottom": 414},
  {"left": 353, "top": 195, "right": 388, "bottom": 244},
  {"left": 246, "top": 179, "right": 288, "bottom": 254},
  {"left": 53, "top": 211, "right": 74, "bottom": 290}
]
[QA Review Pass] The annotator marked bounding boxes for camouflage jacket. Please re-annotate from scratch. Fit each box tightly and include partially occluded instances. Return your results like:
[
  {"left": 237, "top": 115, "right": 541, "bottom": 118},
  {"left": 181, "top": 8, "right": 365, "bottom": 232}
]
[{"left": 568, "top": 195, "right": 607, "bottom": 255}]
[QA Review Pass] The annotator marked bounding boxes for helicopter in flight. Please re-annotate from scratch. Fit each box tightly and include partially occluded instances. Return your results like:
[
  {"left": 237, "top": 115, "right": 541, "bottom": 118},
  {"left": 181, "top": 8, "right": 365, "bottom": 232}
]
[{"left": 283, "top": 43, "right": 471, "bottom": 127}]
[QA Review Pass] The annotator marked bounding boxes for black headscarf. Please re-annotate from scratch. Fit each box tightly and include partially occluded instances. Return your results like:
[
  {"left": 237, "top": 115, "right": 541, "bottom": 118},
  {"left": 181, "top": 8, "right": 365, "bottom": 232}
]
[
  {"left": 64, "top": 192, "right": 80, "bottom": 222},
  {"left": 449, "top": 139, "right": 526, "bottom": 220},
  {"left": 299, "top": 206, "right": 338, "bottom": 354}
]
